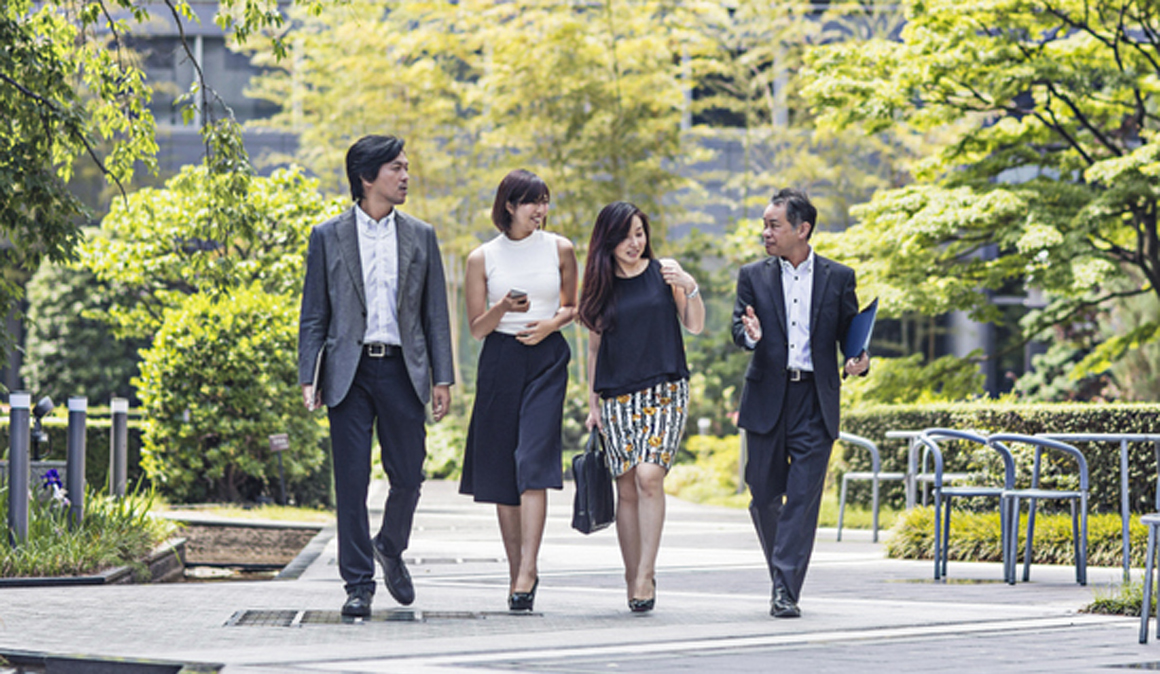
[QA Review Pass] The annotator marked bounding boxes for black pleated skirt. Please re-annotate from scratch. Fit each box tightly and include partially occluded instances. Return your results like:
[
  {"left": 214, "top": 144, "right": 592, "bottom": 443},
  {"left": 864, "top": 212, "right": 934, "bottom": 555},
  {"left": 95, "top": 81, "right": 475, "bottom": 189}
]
[{"left": 459, "top": 331, "right": 571, "bottom": 505}]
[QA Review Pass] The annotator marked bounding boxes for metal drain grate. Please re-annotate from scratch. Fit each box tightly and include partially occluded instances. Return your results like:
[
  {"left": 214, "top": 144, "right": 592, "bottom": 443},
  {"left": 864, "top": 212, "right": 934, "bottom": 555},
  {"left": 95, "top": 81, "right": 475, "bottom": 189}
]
[
  {"left": 224, "top": 609, "right": 509, "bottom": 626},
  {"left": 409, "top": 557, "right": 503, "bottom": 565},
  {"left": 226, "top": 610, "right": 299, "bottom": 626}
]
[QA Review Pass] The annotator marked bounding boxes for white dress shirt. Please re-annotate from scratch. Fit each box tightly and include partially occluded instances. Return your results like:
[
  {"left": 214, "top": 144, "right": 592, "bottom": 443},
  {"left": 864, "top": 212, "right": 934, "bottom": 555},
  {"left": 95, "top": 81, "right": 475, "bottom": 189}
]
[
  {"left": 745, "top": 249, "right": 815, "bottom": 372},
  {"left": 356, "top": 204, "right": 401, "bottom": 346},
  {"left": 781, "top": 250, "right": 815, "bottom": 372}
]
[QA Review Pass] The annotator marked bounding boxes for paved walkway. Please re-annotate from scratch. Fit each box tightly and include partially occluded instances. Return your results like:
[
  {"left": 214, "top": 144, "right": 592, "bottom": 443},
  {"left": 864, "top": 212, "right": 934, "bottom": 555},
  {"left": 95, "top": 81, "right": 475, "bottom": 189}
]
[{"left": 0, "top": 479, "right": 1153, "bottom": 673}]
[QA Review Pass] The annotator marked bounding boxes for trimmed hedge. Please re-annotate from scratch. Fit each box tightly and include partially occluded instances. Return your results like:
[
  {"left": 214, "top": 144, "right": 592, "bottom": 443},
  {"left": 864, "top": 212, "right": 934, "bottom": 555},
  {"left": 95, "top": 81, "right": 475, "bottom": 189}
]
[
  {"left": 839, "top": 402, "right": 1160, "bottom": 515},
  {"left": 0, "top": 416, "right": 145, "bottom": 491}
]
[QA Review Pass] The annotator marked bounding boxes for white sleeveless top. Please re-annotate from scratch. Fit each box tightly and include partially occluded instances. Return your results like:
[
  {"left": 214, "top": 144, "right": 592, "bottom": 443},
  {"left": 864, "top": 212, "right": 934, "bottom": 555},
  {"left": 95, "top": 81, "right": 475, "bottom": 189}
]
[{"left": 483, "top": 229, "right": 562, "bottom": 336}]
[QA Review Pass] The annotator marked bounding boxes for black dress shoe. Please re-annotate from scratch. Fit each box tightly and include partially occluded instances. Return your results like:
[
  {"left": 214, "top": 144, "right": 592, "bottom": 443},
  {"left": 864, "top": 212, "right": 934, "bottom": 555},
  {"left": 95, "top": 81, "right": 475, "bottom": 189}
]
[
  {"left": 341, "top": 587, "right": 373, "bottom": 617},
  {"left": 508, "top": 576, "right": 539, "bottom": 612},
  {"left": 771, "top": 586, "right": 801, "bottom": 618},
  {"left": 373, "top": 541, "right": 415, "bottom": 606},
  {"left": 629, "top": 579, "right": 656, "bottom": 613}
]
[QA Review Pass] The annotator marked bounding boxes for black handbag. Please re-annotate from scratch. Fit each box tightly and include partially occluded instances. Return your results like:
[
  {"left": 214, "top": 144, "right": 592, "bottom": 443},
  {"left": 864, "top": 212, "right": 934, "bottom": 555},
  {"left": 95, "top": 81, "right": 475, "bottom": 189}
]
[{"left": 571, "top": 430, "right": 616, "bottom": 534}]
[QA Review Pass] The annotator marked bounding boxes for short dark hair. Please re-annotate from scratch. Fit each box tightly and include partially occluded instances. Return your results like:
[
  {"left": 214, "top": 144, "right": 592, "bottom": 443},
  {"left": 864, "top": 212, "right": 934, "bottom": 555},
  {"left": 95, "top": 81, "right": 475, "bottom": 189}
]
[
  {"left": 491, "top": 170, "right": 550, "bottom": 233},
  {"left": 770, "top": 188, "right": 817, "bottom": 239},
  {"left": 346, "top": 135, "right": 405, "bottom": 201}
]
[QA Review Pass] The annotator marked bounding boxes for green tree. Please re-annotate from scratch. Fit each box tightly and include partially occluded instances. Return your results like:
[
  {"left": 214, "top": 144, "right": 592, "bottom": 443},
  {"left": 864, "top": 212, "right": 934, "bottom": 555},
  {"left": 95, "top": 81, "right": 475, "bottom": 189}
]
[
  {"left": 691, "top": 1, "right": 924, "bottom": 262},
  {"left": 1, "top": 0, "right": 155, "bottom": 365},
  {"left": 2, "top": 0, "right": 337, "bottom": 374},
  {"left": 803, "top": 0, "right": 1160, "bottom": 382},
  {"left": 246, "top": 0, "right": 719, "bottom": 386},
  {"left": 76, "top": 164, "right": 342, "bottom": 339},
  {"left": 23, "top": 262, "right": 147, "bottom": 406},
  {"left": 248, "top": 0, "right": 711, "bottom": 241}
]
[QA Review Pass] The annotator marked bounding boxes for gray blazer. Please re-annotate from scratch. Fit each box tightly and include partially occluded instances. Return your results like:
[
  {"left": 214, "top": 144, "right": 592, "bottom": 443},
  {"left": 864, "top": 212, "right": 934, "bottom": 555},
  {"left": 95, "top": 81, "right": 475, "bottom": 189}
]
[
  {"left": 297, "top": 206, "right": 455, "bottom": 407},
  {"left": 730, "top": 253, "right": 859, "bottom": 439}
]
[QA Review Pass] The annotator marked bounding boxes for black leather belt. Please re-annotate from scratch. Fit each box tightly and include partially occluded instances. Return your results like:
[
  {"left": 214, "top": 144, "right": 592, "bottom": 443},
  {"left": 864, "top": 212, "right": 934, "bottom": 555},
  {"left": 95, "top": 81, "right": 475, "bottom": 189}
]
[
  {"left": 787, "top": 368, "right": 814, "bottom": 382},
  {"left": 364, "top": 343, "right": 400, "bottom": 358}
]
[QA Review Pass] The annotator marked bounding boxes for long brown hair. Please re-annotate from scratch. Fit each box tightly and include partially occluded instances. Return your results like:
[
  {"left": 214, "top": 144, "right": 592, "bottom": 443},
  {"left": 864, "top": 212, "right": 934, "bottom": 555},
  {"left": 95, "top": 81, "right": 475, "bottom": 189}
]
[{"left": 578, "top": 201, "right": 654, "bottom": 333}]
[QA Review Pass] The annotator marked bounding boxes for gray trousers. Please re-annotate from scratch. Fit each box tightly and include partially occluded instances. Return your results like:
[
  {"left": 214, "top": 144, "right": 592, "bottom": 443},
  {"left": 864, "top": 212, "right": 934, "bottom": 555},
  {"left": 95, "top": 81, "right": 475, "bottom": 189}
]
[{"left": 745, "top": 379, "right": 833, "bottom": 603}]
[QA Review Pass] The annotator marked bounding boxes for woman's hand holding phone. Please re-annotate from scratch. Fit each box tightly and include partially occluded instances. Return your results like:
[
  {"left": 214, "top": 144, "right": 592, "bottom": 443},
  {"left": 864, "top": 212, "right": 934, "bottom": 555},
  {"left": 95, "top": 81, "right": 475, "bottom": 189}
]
[{"left": 505, "top": 288, "right": 530, "bottom": 313}]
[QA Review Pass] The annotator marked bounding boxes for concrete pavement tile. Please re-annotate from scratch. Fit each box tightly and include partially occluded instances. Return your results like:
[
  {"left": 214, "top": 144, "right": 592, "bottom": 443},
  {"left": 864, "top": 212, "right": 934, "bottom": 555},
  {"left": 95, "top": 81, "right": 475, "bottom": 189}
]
[{"left": 0, "top": 479, "right": 1148, "bottom": 673}]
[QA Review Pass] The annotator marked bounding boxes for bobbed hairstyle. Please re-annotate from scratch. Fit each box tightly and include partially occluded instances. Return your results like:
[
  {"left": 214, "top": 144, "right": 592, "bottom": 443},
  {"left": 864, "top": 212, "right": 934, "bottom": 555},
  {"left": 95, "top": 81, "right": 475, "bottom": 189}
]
[
  {"left": 491, "top": 169, "right": 550, "bottom": 233},
  {"left": 346, "top": 135, "right": 405, "bottom": 202},
  {"left": 770, "top": 187, "right": 817, "bottom": 239},
  {"left": 578, "top": 201, "right": 653, "bottom": 333}
]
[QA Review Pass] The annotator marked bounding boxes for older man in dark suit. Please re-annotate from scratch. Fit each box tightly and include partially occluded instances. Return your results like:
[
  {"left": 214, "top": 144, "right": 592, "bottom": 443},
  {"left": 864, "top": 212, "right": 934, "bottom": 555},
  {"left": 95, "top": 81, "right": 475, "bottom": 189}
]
[
  {"left": 298, "top": 135, "right": 454, "bottom": 617},
  {"left": 732, "top": 188, "right": 869, "bottom": 619}
]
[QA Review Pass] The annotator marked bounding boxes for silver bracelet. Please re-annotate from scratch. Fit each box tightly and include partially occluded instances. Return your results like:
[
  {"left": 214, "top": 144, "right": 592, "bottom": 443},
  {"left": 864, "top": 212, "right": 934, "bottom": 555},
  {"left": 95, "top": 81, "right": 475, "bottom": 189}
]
[{"left": 686, "top": 284, "right": 700, "bottom": 299}]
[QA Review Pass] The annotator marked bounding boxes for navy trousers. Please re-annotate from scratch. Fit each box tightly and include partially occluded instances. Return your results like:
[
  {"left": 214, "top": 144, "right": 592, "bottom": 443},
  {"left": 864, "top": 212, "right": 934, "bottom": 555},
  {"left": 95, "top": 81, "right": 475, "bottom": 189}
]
[
  {"left": 745, "top": 378, "right": 833, "bottom": 604},
  {"left": 328, "top": 351, "right": 427, "bottom": 594}
]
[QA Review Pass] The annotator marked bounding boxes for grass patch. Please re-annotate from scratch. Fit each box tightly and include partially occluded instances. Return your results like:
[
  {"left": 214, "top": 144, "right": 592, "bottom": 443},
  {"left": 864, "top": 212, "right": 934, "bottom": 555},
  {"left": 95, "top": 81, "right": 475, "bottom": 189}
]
[
  {"left": 886, "top": 507, "right": 1144, "bottom": 567},
  {"left": 1084, "top": 580, "right": 1151, "bottom": 616},
  {"left": 163, "top": 502, "right": 332, "bottom": 524},
  {"left": 0, "top": 484, "right": 177, "bottom": 578}
]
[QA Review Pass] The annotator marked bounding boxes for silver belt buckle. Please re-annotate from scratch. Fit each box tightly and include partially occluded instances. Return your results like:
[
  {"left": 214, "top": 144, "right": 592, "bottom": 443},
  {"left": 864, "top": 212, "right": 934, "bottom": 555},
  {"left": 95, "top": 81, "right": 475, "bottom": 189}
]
[
  {"left": 789, "top": 368, "right": 803, "bottom": 382},
  {"left": 367, "top": 344, "right": 386, "bottom": 358}
]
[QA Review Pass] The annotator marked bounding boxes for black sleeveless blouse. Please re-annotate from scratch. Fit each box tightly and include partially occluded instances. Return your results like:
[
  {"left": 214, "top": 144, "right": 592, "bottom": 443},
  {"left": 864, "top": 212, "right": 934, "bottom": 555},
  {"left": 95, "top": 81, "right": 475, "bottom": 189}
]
[{"left": 593, "top": 259, "right": 690, "bottom": 398}]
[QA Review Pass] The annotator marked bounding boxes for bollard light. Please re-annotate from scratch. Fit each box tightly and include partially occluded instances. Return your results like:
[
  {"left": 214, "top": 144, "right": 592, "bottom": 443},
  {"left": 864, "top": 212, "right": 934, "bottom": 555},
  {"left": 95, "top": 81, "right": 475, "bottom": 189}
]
[
  {"left": 109, "top": 397, "right": 129, "bottom": 498},
  {"left": 7, "top": 392, "right": 31, "bottom": 546},
  {"left": 67, "top": 397, "right": 87, "bottom": 528}
]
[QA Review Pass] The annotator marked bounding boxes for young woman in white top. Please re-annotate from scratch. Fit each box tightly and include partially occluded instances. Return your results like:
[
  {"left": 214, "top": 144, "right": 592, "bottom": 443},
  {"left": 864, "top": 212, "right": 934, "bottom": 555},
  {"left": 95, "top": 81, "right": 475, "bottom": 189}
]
[{"left": 459, "top": 169, "right": 578, "bottom": 612}]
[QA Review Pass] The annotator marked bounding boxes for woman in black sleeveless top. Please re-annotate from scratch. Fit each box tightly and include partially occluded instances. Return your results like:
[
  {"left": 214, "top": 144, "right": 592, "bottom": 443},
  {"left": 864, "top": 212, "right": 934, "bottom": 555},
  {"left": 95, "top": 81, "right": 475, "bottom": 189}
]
[{"left": 578, "top": 201, "right": 704, "bottom": 612}]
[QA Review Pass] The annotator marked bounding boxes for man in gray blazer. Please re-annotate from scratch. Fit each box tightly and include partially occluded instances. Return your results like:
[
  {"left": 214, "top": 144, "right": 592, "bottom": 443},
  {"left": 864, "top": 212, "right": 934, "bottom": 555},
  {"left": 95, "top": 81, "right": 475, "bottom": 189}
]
[
  {"left": 298, "top": 135, "right": 454, "bottom": 617},
  {"left": 732, "top": 188, "right": 869, "bottom": 618}
]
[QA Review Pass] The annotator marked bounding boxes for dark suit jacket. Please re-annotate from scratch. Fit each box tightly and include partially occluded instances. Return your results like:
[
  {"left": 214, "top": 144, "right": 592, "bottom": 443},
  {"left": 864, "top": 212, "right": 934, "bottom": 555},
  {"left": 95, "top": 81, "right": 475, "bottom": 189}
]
[
  {"left": 731, "top": 253, "right": 859, "bottom": 440},
  {"left": 297, "top": 206, "right": 454, "bottom": 408}
]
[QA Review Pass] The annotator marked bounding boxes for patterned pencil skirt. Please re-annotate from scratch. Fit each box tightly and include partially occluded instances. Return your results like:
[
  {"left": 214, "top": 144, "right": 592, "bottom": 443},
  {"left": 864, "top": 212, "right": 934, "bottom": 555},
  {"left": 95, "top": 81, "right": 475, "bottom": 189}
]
[{"left": 600, "top": 379, "right": 689, "bottom": 478}]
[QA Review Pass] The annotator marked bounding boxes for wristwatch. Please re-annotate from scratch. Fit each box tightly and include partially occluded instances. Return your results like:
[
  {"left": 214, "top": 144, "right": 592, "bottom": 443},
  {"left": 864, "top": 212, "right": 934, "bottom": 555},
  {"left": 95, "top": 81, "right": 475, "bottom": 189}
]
[{"left": 686, "top": 284, "right": 700, "bottom": 299}]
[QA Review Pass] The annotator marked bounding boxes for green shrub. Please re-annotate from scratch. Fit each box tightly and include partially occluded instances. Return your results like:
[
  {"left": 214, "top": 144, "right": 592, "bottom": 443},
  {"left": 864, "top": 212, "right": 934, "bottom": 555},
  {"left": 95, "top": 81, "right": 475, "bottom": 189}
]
[
  {"left": 840, "top": 353, "right": 986, "bottom": 409},
  {"left": 667, "top": 434, "right": 748, "bottom": 507},
  {"left": 135, "top": 284, "right": 328, "bottom": 504},
  {"left": 0, "top": 483, "right": 177, "bottom": 578},
  {"left": 840, "top": 402, "right": 1160, "bottom": 513},
  {"left": 887, "top": 506, "right": 1155, "bottom": 568},
  {"left": 425, "top": 415, "right": 467, "bottom": 480}
]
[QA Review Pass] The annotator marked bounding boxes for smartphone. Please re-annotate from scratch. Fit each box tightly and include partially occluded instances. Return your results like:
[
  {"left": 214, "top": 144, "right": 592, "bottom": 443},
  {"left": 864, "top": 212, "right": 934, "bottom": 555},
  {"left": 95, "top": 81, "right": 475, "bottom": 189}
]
[{"left": 508, "top": 288, "right": 528, "bottom": 300}]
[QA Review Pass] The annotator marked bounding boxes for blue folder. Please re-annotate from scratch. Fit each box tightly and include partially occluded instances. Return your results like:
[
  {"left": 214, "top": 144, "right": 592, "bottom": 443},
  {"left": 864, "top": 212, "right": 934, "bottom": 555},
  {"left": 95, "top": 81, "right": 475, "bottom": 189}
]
[{"left": 843, "top": 297, "right": 878, "bottom": 359}]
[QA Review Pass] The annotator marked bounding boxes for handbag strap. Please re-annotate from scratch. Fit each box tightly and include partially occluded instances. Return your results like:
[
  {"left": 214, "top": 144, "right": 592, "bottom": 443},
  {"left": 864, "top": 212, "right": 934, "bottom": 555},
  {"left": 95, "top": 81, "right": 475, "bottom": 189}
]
[{"left": 586, "top": 430, "right": 603, "bottom": 455}]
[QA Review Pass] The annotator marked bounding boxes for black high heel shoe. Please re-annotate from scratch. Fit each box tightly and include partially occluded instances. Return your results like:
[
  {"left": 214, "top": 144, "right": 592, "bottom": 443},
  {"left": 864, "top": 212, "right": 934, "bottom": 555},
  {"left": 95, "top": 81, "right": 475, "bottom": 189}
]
[
  {"left": 508, "top": 576, "right": 539, "bottom": 612},
  {"left": 628, "top": 579, "right": 656, "bottom": 613}
]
